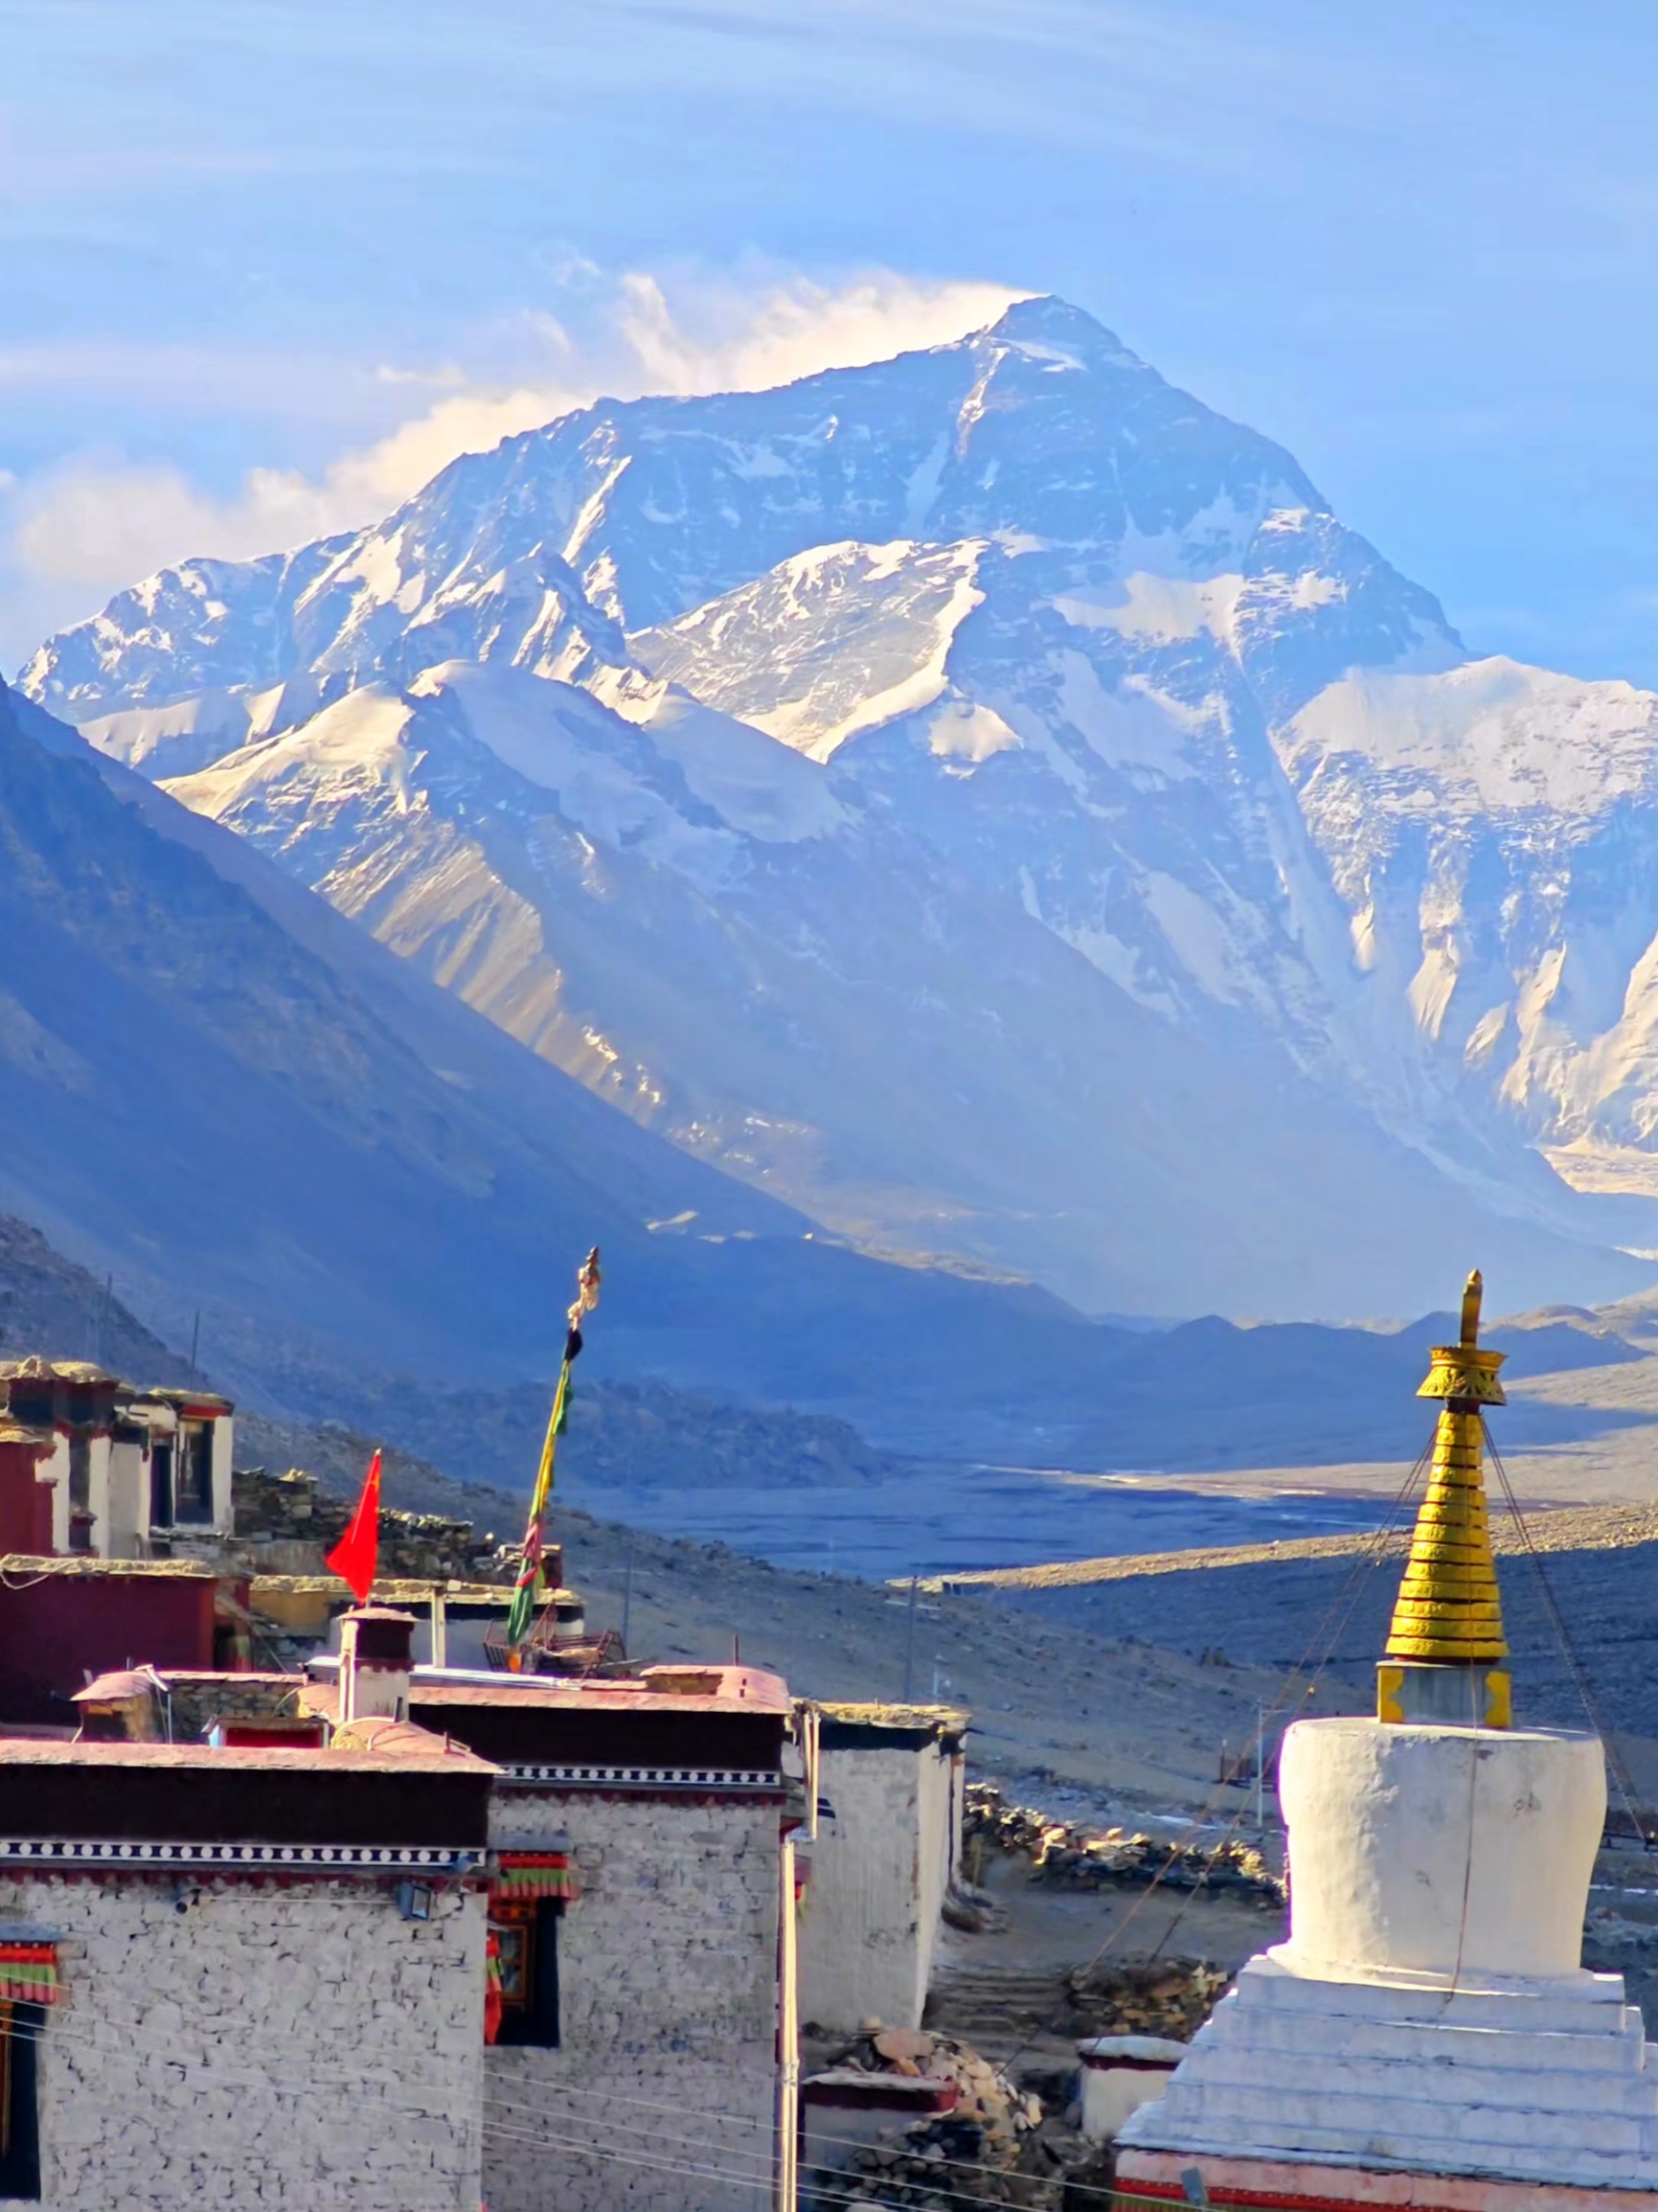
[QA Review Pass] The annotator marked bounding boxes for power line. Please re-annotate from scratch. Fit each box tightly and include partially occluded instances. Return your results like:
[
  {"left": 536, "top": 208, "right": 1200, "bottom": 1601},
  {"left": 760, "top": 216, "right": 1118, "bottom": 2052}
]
[
  {"left": 1485, "top": 1423, "right": 1650, "bottom": 1845},
  {"left": 3, "top": 2010, "right": 1033, "bottom": 2212},
  {"left": 483, "top": 2091, "right": 1039, "bottom": 2203},
  {"left": 482, "top": 2108, "right": 1043, "bottom": 2212},
  {"left": 1, "top": 2005, "right": 1040, "bottom": 2201},
  {"left": 990, "top": 1439, "right": 1430, "bottom": 2073}
]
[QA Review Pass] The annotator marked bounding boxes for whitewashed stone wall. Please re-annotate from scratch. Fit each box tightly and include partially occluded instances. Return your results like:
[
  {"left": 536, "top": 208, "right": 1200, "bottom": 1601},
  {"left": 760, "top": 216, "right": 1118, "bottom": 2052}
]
[
  {"left": 210, "top": 1411, "right": 235, "bottom": 1533},
  {"left": 103, "top": 1436, "right": 148, "bottom": 1558},
  {"left": 915, "top": 1745, "right": 960, "bottom": 2000},
  {"left": 483, "top": 1790, "right": 782, "bottom": 2212},
  {"left": 0, "top": 1869, "right": 487, "bottom": 2210},
  {"left": 798, "top": 1740, "right": 959, "bottom": 2035}
]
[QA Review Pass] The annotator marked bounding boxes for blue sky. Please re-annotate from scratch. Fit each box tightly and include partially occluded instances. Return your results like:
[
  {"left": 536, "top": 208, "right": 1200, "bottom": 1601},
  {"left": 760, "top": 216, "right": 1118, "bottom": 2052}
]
[{"left": 6, "top": 0, "right": 1658, "bottom": 680}]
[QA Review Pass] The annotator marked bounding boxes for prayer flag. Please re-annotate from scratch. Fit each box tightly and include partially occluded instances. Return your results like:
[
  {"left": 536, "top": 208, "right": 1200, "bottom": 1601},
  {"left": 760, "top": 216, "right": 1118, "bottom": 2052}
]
[
  {"left": 326, "top": 1448, "right": 382, "bottom": 1606},
  {"left": 506, "top": 1251, "right": 601, "bottom": 1654}
]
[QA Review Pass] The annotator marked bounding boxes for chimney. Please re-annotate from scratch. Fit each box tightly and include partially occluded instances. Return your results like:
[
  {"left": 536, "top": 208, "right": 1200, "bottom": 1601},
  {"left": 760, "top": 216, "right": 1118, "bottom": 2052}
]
[
  {"left": 71, "top": 1668, "right": 164, "bottom": 1742},
  {"left": 338, "top": 1606, "right": 416, "bottom": 1724}
]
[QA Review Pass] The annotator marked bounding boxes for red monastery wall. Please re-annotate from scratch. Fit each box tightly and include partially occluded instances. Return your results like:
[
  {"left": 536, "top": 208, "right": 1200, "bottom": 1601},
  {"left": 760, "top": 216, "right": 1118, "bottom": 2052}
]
[{"left": 0, "top": 1569, "right": 215, "bottom": 1722}]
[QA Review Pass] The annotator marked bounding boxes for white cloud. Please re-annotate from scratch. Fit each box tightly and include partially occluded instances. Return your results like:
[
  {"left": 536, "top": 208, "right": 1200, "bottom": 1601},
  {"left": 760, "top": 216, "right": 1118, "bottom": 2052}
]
[
  {"left": 7, "top": 268, "right": 1024, "bottom": 617},
  {"left": 11, "top": 383, "right": 595, "bottom": 591},
  {"left": 616, "top": 270, "right": 1027, "bottom": 394}
]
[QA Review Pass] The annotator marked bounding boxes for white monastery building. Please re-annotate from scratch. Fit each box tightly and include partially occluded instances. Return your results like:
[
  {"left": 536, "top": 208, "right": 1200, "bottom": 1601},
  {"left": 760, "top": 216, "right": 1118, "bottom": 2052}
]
[
  {"left": 0, "top": 1725, "right": 493, "bottom": 2208},
  {"left": 303, "top": 1617, "right": 818, "bottom": 2212},
  {"left": 798, "top": 1701, "right": 966, "bottom": 2036},
  {"left": 0, "top": 1358, "right": 233, "bottom": 1558}
]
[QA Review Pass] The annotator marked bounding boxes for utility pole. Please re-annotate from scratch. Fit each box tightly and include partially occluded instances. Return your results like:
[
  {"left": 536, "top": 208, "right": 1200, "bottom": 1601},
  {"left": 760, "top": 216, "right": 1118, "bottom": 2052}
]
[
  {"left": 620, "top": 1545, "right": 634, "bottom": 1654},
  {"left": 1256, "top": 1703, "right": 1266, "bottom": 1835},
  {"left": 902, "top": 1571, "right": 919, "bottom": 1703}
]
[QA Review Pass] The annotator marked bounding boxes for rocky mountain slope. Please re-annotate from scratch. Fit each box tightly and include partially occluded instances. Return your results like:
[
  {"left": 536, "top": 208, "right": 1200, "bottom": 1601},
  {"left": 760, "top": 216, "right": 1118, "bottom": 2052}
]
[
  {"left": 26, "top": 297, "right": 1658, "bottom": 1317},
  {"left": 0, "top": 1215, "right": 189, "bottom": 1381},
  {"left": 2, "top": 678, "right": 1206, "bottom": 1443},
  {"left": 0, "top": 1210, "right": 907, "bottom": 1496}
]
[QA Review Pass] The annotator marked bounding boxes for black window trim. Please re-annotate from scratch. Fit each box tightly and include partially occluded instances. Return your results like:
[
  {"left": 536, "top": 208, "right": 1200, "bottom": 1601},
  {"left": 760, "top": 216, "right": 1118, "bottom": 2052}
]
[{"left": 0, "top": 2000, "right": 43, "bottom": 2200}]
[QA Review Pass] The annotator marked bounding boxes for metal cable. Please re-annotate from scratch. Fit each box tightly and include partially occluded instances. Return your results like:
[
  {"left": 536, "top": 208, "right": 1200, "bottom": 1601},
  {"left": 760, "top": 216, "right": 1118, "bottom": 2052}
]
[
  {"left": 988, "top": 1437, "right": 1430, "bottom": 2072},
  {"left": 1484, "top": 1420, "right": 1650, "bottom": 1847}
]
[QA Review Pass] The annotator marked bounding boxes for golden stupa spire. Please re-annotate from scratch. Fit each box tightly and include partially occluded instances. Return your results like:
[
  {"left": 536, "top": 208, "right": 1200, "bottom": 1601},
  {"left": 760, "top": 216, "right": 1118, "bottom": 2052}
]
[{"left": 1378, "top": 1270, "right": 1510, "bottom": 1726}]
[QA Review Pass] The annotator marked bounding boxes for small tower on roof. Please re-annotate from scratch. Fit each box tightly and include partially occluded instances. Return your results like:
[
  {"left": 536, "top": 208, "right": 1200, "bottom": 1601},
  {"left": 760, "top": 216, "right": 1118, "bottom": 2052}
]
[{"left": 1377, "top": 1267, "right": 1511, "bottom": 1730}]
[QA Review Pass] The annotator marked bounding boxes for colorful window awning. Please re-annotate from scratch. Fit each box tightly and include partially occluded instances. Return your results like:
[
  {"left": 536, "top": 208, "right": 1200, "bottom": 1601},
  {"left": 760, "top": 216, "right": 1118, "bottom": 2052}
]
[
  {"left": 490, "top": 1851, "right": 579, "bottom": 1904},
  {"left": 0, "top": 1945, "right": 57, "bottom": 2006}
]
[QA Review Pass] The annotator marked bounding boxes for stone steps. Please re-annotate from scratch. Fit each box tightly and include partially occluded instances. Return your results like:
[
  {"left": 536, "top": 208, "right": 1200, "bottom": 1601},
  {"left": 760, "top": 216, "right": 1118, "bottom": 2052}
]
[
  {"left": 1124, "top": 2118, "right": 1658, "bottom": 2194},
  {"left": 1183, "top": 2078, "right": 1654, "bottom": 2154},
  {"left": 1182, "top": 2039, "right": 1658, "bottom": 2118},
  {"left": 1133, "top": 2070, "right": 1658, "bottom": 2169},
  {"left": 1119, "top": 1956, "right": 1658, "bottom": 2189},
  {"left": 923, "top": 1970, "right": 1079, "bottom": 2052},
  {"left": 1237, "top": 1961, "right": 1635, "bottom": 2036},
  {"left": 1210, "top": 2002, "right": 1651, "bottom": 2074}
]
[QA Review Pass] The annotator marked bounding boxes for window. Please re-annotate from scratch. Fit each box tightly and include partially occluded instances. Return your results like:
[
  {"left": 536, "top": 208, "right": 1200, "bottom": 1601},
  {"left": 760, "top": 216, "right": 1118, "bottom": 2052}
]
[
  {"left": 149, "top": 1439, "right": 174, "bottom": 1530},
  {"left": 494, "top": 1911, "right": 532, "bottom": 2006},
  {"left": 66, "top": 1436, "right": 93, "bottom": 1552},
  {"left": 0, "top": 2004, "right": 42, "bottom": 2200},
  {"left": 175, "top": 1423, "right": 214, "bottom": 1525},
  {"left": 489, "top": 1902, "right": 560, "bottom": 2047}
]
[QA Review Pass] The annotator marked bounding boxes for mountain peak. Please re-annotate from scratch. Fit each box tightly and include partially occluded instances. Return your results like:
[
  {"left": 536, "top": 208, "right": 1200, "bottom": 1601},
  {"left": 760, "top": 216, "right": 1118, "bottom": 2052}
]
[
  {"left": 23, "top": 305, "right": 1658, "bottom": 1321},
  {"left": 979, "top": 294, "right": 1146, "bottom": 372}
]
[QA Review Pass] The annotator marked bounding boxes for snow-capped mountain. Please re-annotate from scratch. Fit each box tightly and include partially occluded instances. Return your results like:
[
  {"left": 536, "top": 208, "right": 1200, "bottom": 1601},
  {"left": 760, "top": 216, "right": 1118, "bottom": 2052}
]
[{"left": 25, "top": 296, "right": 1658, "bottom": 1315}]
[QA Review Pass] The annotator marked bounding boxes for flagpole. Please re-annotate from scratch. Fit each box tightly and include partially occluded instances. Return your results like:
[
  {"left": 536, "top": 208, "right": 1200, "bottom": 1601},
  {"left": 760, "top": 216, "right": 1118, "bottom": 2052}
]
[{"left": 505, "top": 1249, "right": 601, "bottom": 1667}]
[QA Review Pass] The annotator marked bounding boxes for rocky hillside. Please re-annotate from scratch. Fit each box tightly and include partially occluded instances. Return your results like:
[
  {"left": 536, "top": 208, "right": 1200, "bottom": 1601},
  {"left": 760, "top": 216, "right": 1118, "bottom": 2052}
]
[
  {"left": 0, "top": 1216, "right": 188, "bottom": 1381},
  {"left": 0, "top": 1210, "right": 904, "bottom": 1496}
]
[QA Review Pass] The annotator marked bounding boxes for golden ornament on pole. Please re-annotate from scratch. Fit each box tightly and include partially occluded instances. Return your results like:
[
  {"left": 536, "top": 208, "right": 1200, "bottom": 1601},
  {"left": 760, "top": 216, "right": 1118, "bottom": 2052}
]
[{"left": 1377, "top": 1269, "right": 1512, "bottom": 1728}]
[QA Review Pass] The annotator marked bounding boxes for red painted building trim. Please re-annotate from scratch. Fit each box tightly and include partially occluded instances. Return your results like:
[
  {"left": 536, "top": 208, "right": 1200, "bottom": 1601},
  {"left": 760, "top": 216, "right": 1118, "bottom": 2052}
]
[
  {"left": 0, "top": 1437, "right": 56, "bottom": 1556},
  {"left": 1115, "top": 2157, "right": 1658, "bottom": 2212},
  {"left": 1119, "top": 2182, "right": 1425, "bottom": 2212}
]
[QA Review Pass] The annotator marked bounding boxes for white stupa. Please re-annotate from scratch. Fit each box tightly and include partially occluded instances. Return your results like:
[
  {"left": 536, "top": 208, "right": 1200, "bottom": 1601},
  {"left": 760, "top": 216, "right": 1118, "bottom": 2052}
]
[{"left": 1116, "top": 1274, "right": 1658, "bottom": 2212}]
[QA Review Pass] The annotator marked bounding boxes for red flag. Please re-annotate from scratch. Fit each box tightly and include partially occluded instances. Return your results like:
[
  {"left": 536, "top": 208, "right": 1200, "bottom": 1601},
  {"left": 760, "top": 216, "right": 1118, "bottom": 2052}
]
[{"left": 326, "top": 1448, "right": 381, "bottom": 1605}]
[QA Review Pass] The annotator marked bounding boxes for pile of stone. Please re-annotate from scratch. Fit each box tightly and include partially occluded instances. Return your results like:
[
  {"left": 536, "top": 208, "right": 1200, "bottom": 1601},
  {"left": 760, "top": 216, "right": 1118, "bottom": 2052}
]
[
  {"left": 814, "top": 2026, "right": 1068, "bottom": 2209},
  {"left": 226, "top": 1467, "right": 321, "bottom": 1543},
  {"left": 1068, "top": 1959, "right": 1229, "bottom": 2041},
  {"left": 230, "top": 1466, "right": 505, "bottom": 1582},
  {"left": 965, "top": 1784, "right": 1283, "bottom": 1905},
  {"left": 923, "top": 1955, "right": 1228, "bottom": 2051}
]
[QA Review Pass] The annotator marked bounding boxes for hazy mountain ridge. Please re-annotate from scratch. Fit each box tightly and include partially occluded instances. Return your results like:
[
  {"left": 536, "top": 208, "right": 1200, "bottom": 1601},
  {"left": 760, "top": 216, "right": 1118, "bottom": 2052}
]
[
  {"left": 25, "top": 297, "right": 1658, "bottom": 1314},
  {"left": 10, "top": 676, "right": 1221, "bottom": 1446}
]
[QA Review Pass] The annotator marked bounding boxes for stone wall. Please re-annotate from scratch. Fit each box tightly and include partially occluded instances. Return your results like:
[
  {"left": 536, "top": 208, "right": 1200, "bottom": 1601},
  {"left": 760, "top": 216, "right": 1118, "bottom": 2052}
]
[
  {"left": 915, "top": 1743, "right": 962, "bottom": 2002},
  {"left": 159, "top": 1671, "right": 309, "bottom": 1743},
  {"left": 0, "top": 1868, "right": 487, "bottom": 2210},
  {"left": 483, "top": 1789, "right": 783, "bottom": 2212},
  {"left": 230, "top": 1465, "right": 507, "bottom": 1584}
]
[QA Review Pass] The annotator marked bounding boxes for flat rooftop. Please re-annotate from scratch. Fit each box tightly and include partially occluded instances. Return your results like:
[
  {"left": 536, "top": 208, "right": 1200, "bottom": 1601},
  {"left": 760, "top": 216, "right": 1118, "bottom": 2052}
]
[
  {"left": 0, "top": 1736, "right": 493, "bottom": 1776},
  {"left": 303, "top": 1660, "right": 793, "bottom": 1720},
  {"left": 0, "top": 1734, "right": 496, "bottom": 1850},
  {"left": 0, "top": 1553, "right": 216, "bottom": 1578}
]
